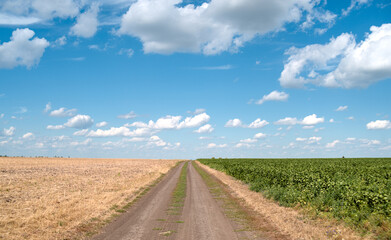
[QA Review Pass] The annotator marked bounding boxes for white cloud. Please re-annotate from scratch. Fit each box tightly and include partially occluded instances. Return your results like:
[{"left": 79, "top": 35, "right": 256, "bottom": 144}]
[
  {"left": 235, "top": 143, "right": 251, "bottom": 148},
  {"left": 64, "top": 114, "right": 93, "bottom": 129},
  {"left": 44, "top": 102, "right": 51, "bottom": 113},
  {"left": 199, "top": 136, "right": 212, "bottom": 140},
  {"left": 366, "top": 120, "right": 391, "bottom": 130},
  {"left": 255, "top": 91, "right": 289, "bottom": 104},
  {"left": 87, "top": 126, "right": 153, "bottom": 137},
  {"left": 49, "top": 107, "right": 77, "bottom": 117},
  {"left": 336, "top": 106, "right": 348, "bottom": 111},
  {"left": 70, "top": 3, "right": 100, "bottom": 38},
  {"left": 240, "top": 138, "right": 257, "bottom": 143},
  {"left": 225, "top": 118, "right": 268, "bottom": 128},
  {"left": 296, "top": 136, "right": 322, "bottom": 144},
  {"left": 207, "top": 143, "right": 227, "bottom": 148},
  {"left": 118, "top": 111, "right": 137, "bottom": 119},
  {"left": 275, "top": 114, "right": 324, "bottom": 126},
  {"left": 148, "top": 135, "right": 167, "bottom": 147},
  {"left": 274, "top": 117, "right": 299, "bottom": 125},
  {"left": 301, "top": 114, "right": 324, "bottom": 125},
  {"left": 0, "top": 113, "right": 4, "bottom": 118},
  {"left": 47, "top": 125, "right": 65, "bottom": 130},
  {"left": 197, "top": 65, "right": 233, "bottom": 70},
  {"left": 225, "top": 118, "right": 243, "bottom": 128},
  {"left": 254, "top": 132, "right": 266, "bottom": 139},
  {"left": 96, "top": 121, "right": 108, "bottom": 127},
  {"left": 70, "top": 138, "right": 92, "bottom": 146},
  {"left": 360, "top": 139, "right": 381, "bottom": 145},
  {"left": 329, "top": 118, "right": 335, "bottom": 123},
  {"left": 118, "top": 48, "right": 134, "bottom": 57},
  {"left": 53, "top": 36, "right": 67, "bottom": 47},
  {"left": 342, "top": 0, "right": 370, "bottom": 16},
  {"left": 302, "top": 125, "right": 314, "bottom": 129},
  {"left": 1, "top": 126, "right": 15, "bottom": 136},
  {"left": 192, "top": 108, "right": 206, "bottom": 115},
  {"left": 118, "top": 0, "right": 324, "bottom": 55},
  {"left": 194, "top": 124, "right": 214, "bottom": 133},
  {"left": 178, "top": 113, "right": 210, "bottom": 129},
  {"left": 348, "top": 116, "right": 354, "bottom": 120},
  {"left": 0, "top": 28, "right": 49, "bottom": 69},
  {"left": 73, "top": 129, "right": 88, "bottom": 136},
  {"left": 0, "top": 0, "right": 80, "bottom": 21},
  {"left": 326, "top": 140, "right": 340, "bottom": 148},
  {"left": 126, "top": 112, "right": 210, "bottom": 132},
  {"left": 279, "top": 23, "right": 391, "bottom": 88},
  {"left": 248, "top": 118, "right": 269, "bottom": 128},
  {"left": 22, "top": 132, "right": 34, "bottom": 139},
  {"left": 0, "top": 13, "right": 41, "bottom": 25}
]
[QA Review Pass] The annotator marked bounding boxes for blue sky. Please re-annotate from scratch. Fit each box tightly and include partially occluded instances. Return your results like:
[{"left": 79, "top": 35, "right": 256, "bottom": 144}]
[{"left": 0, "top": 0, "right": 390, "bottom": 159}]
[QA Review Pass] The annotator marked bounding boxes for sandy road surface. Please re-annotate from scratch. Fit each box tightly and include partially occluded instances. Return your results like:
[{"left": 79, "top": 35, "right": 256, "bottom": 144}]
[{"left": 92, "top": 162, "right": 262, "bottom": 240}]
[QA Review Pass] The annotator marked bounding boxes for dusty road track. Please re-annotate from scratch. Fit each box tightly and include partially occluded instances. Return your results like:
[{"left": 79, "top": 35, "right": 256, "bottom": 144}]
[{"left": 92, "top": 162, "right": 262, "bottom": 240}]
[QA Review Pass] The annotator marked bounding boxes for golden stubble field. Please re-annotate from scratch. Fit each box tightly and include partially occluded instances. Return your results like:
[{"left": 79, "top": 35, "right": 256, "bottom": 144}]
[{"left": 0, "top": 157, "right": 180, "bottom": 240}]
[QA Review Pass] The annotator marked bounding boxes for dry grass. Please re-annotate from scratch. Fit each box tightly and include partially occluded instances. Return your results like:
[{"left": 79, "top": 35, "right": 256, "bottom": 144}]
[
  {"left": 196, "top": 161, "right": 373, "bottom": 240},
  {"left": 0, "top": 157, "right": 180, "bottom": 240}
]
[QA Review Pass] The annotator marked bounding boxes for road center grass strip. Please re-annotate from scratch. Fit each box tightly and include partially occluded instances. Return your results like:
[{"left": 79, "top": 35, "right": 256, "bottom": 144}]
[
  {"left": 198, "top": 158, "right": 391, "bottom": 239},
  {"left": 168, "top": 161, "right": 188, "bottom": 216}
]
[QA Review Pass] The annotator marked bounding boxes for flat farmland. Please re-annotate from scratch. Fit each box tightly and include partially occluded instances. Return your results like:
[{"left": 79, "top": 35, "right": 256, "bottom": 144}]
[{"left": 0, "top": 157, "right": 180, "bottom": 240}]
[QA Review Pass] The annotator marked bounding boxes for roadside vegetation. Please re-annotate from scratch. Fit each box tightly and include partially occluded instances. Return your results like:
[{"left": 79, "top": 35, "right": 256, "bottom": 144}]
[{"left": 199, "top": 158, "right": 391, "bottom": 239}]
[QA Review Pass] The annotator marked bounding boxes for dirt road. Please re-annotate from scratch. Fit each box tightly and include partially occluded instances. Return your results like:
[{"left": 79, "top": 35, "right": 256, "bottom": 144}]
[{"left": 92, "top": 162, "right": 262, "bottom": 240}]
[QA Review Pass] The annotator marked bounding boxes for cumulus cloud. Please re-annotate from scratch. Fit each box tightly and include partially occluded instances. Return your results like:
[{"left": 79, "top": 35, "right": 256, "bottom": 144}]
[
  {"left": 274, "top": 117, "right": 299, "bottom": 125},
  {"left": 254, "top": 132, "right": 266, "bottom": 139},
  {"left": 225, "top": 119, "right": 243, "bottom": 128},
  {"left": 73, "top": 129, "right": 88, "bottom": 136},
  {"left": 336, "top": 106, "right": 348, "bottom": 111},
  {"left": 301, "top": 114, "right": 324, "bottom": 125},
  {"left": 0, "top": 0, "right": 80, "bottom": 22},
  {"left": 225, "top": 118, "right": 269, "bottom": 128},
  {"left": 326, "top": 140, "right": 340, "bottom": 148},
  {"left": 296, "top": 136, "right": 322, "bottom": 144},
  {"left": 248, "top": 119, "right": 269, "bottom": 128},
  {"left": 49, "top": 107, "right": 77, "bottom": 117},
  {"left": 64, "top": 115, "right": 94, "bottom": 129},
  {"left": 255, "top": 91, "right": 289, "bottom": 104},
  {"left": 103, "top": 112, "right": 211, "bottom": 138},
  {"left": 44, "top": 102, "right": 51, "bottom": 113},
  {"left": 47, "top": 125, "right": 65, "bottom": 130},
  {"left": 275, "top": 114, "right": 324, "bottom": 126},
  {"left": 118, "top": 111, "right": 137, "bottom": 119},
  {"left": 1, "top": 126, "right": 15, "bottom": 136},
  {"left": 178, "top": 113, "right": 210, "bottom": 129},
  {"left": 194, "top": 124, "right": 214, "bottom": 133},
  {"left": 0, "top": 28, "right": 49, "bottom": 69},
  {"left": 87, "top": 126, "right": 153, "bottom": 137},
  {"left": 279, "top": 24, "right": 391, "bottom": 88},
  {"left": 22, "top": 132, "right": 34, "bottom": 139},
  {"left": 366, "top": 120, "right": 391, "bottom": 130},
  {"left": 207, "top": 143, "right": 227, "bottom": 148},
  {"left": 96, "top": 121, "right": 108, "bottom": 127},
  {"left": 240, "top": 138, "right": 257, "bottom": 143},
  {"left": 118, "top": 0, "right": 328, "bottom": 55},
  {"left": 70, "top": 3, "right": 100, "bottom": 38}
]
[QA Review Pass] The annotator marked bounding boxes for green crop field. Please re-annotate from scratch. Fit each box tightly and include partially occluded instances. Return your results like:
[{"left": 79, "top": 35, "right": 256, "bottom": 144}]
[{"left": 198, "top": 158, "right": 391, "bottom": 238}]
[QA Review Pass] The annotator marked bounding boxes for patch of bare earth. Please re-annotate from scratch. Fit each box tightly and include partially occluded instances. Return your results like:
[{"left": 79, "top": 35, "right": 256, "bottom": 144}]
[
  {"left": 0, "top": 157, "right": 180, "bottom": 240},
  {"left": 196, "top": 161, "right": 372, "bottom": 240}
]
